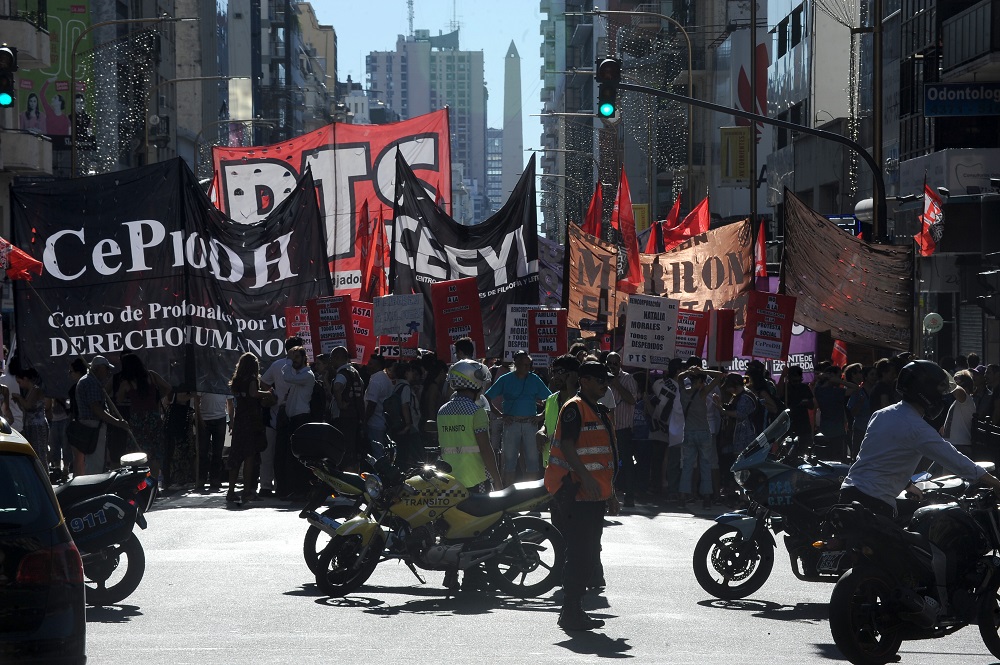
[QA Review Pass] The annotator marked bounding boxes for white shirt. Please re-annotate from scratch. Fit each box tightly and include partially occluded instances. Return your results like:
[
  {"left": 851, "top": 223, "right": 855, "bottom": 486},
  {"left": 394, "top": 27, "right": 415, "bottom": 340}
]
[
  {"left": 198, "top": 392, "right": 231, "bottom": 421},
  {"left": 365, "top": 370, "right": 395, "bottom": 431},
  {"left": 843, "top": 400, "right": 986, "bottom": 508},
  {"left": 649, "top": 378, "right": 685, "bottom": 446},
  {"left": 261, "top": 357, "right": 291, "bottom": 421},
  {"left": 280, "top": 363, "right": 315, "bottom": 418},
  {"left": 945, "top": 393, "right": 977, "bottom": 448}
]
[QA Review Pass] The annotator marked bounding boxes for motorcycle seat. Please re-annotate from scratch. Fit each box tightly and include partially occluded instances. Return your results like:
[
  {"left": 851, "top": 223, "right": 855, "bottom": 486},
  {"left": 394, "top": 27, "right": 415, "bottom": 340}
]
[
  {"left": 457, "top": 479, "right": 550, "bottom": 517},
  {"left": 54, "top": 471, "right": 118, "bottom": 505}
]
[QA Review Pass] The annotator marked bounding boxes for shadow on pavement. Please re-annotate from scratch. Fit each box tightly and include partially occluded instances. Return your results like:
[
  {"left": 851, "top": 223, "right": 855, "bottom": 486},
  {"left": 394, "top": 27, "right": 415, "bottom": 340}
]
[
  {"left": 555, "top": 633, "right": 632, "bottom": 659},
  {"left": 698, "top": 597, "right": 829, "bottom": 623},
  {"left": 809, "top": 642, "right": 848, "bottom": 661},
  {"left": 85, "top": 604, "right": 143, "bottom": 623}
]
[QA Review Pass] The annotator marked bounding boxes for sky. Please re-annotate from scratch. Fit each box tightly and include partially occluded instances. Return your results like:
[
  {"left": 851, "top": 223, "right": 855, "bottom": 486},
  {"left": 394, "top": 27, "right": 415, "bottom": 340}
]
[{"left": 314, "top": 0, "right": 546, "bottom": 163}]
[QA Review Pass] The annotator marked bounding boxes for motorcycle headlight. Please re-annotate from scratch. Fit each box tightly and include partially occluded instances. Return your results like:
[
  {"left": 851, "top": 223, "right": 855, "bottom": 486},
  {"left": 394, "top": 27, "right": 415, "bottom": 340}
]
[{"left": 362, "top": 473, "right": 383, "bottom": 500}]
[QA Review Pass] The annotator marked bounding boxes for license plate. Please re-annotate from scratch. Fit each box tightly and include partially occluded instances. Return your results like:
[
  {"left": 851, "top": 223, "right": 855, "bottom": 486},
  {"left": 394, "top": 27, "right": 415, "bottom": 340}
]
[{"left": 817, "top": 550, "right": 846, "bottom": 572}]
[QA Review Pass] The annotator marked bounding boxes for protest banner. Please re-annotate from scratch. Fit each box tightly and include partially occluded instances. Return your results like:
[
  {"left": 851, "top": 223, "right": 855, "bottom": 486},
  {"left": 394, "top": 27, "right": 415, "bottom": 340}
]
[
  {"left": 212, "top": 109, "right": 451, "bottom": 297},
  {"left": 567, "top": 223, "right": 620, "bottom": 333},
  {"left": 373, "top": 293, "right": 423, "bottom": 337},
  {"left": 504, "top": 304, "right": 546, "bottom": 361},
  {"left": 352, "top": 301, "right": 374, "bottom": 364},
  {"left": 308, "top": 295, "right": 355, "bottom": 359},
  {"left": 285, "top": 306, "right": 314, "bottom": 362},
  {"left": 622, "top": 294, "right": 680, "bottom": 370},
  {"left": 12, "top": 159, "right": 332, "bottom": 395},
  {"left": 430, "top": 277, "right": 485, "bottom": 362},
  {"left": 528, "top": 309, "right": 568, "bottom": 358},
  {"left": 742, "top": 291, "right": 797, "bottom": 360},
  {"left": 676, "top": 309, "right": 709, "bottom": 359},
  {"left": 393, "top": 152, "right": 539, "bottom": 357}
]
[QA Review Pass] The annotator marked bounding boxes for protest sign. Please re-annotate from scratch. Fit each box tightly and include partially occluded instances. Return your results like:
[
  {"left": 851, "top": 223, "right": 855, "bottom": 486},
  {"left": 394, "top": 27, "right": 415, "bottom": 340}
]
[
  {"left": 430, "top": 277, "right": 485, "bottom": 362},
  {"left": 528, "top": 309, "right": 568, "bottom": 358},
  {"left": 676, "top": 309, "right": 709, "bottom": 359},
  {"left": 504, "top": 304, "right": 546, "bottom": 361},
  {"left": 285, "top": 306, "right": 314, "bottom": 362},
  {"left": 352, "top": 301, "right": 374, "bottom": 364},
  {"left": 742, "top": 291, "right": 797, "bottom": 360},
  {"left": 308, "top": 295, "right": 355, "bottom": 359},
  {"left": 622, "top": 295, "right": 679, "bottom": 370},
  {"left": 373, "top": 293, "right": 423, "bottom": 337},
  {"left": 707, "top": 309, "right": 737, "bottom": 365}
]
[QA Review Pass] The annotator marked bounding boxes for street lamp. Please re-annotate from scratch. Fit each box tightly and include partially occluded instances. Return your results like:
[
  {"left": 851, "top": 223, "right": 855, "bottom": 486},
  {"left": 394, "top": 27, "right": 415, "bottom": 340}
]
[
  {"left": 144, "top": 76, "right": 250, "bottom": 165},
  {"left": 69, "top": 14, "right": 199, "bottom": 177}
]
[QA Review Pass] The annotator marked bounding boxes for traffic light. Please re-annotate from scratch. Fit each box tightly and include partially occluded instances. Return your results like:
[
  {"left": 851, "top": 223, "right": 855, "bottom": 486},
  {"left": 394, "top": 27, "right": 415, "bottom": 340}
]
[
  {"left": 595, "top": 57, "right": 621, "bottom": 119},
  {"left": 0, "top": 46, "right": 18, "bottom": 109}
]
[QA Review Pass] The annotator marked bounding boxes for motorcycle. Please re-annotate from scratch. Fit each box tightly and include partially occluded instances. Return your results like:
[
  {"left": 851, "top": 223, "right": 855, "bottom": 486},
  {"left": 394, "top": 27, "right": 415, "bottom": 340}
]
[
  {"left": 292, "top": 422, "right": 564, "bottom": 598},
  {"left": 692, "top": 411, "right": 968, "bottom": 600},
  {"left": 821, "top": 490, "right": 1000, "bottom": 665},
  {"left": 54, "top": 452, "right": 156, "bottom": 606}
]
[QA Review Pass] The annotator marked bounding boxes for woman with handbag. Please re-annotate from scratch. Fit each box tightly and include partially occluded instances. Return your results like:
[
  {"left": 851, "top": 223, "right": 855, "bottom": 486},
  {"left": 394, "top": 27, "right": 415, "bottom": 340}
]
[{"left": 228, "top": 353, "right": 273, "bottom": 504}]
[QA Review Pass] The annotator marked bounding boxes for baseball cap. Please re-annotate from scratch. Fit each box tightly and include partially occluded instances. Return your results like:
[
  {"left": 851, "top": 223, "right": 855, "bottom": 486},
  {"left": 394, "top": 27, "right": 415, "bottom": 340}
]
[
  {"left": 578, "top": 361, "right": 612, "bottom": 382},
  {"left": 90, "top": 355, "right": 115, "bottom": 371},
  {"left": 512, "top": 349, "right": 530, "bottom": 359}
]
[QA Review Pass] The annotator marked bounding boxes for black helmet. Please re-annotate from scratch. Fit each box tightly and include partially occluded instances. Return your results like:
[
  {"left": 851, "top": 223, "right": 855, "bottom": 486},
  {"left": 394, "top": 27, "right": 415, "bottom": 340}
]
[{"left": 896, "top": 360, "right": 955, "bottom": 419}]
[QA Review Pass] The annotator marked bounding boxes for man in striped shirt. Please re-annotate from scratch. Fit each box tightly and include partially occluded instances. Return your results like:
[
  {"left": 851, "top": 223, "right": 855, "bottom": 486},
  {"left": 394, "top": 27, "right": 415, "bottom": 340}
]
[{"left": 606, "top": 352, "right": 639, "bottom": 508}]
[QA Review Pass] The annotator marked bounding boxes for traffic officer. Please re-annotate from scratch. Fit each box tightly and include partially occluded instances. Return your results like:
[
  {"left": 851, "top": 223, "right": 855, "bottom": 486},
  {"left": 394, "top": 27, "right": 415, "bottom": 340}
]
[{"left": 545, "top": 361, "right": 620, "bottom": 631}]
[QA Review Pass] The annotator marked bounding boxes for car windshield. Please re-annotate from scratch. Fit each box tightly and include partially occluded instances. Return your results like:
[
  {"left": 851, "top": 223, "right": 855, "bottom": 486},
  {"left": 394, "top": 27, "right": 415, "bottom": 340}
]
[{"left": 0, "top": 453, "right": 59, "bottom": 531}]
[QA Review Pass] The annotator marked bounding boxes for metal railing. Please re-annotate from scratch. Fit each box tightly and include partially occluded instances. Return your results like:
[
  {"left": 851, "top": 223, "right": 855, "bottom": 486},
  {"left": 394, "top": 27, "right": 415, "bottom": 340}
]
[
  {"left": 942, "top": 0, "right": 1000, "bottom": 71},
  {"left": 0, "top": 0, "right": 48, "bottom": 30}
]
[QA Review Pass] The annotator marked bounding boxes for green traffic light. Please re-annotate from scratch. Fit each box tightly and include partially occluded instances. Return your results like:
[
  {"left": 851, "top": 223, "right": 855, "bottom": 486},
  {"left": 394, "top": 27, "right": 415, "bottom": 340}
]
[
  {"left": 598, "top": 102, "right": 616, "bottom": 118},
  {"left": 0, "top": 92, "right": 13, "bottom": 107}
]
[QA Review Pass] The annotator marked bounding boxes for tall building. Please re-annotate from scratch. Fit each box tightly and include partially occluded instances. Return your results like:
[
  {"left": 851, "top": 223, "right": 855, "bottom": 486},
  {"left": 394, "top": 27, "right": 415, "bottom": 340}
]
[
  {"left": 487, "top": 127, "right": 504, "bottom": 212},
  {"left": 367, "top": 29, "right": 489, "bottom": 223},
  {"left": 501, "top": 41, "right": 524, "bottom": 202}
]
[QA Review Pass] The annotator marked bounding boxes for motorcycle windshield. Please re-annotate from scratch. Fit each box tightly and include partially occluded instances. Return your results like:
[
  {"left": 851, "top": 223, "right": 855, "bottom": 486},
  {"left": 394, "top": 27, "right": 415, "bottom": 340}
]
[{"left": 733, "top": 410, "right": 791, "bottom": 468}]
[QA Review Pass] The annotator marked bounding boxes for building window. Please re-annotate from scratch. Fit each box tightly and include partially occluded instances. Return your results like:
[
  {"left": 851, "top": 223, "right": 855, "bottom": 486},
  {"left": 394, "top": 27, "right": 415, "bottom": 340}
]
[
  {"left": 777, "top": 18, "right": 789, "bottom": 57},
  {"left": 791, "top": 6, "right": 803, "bottom": 47}
]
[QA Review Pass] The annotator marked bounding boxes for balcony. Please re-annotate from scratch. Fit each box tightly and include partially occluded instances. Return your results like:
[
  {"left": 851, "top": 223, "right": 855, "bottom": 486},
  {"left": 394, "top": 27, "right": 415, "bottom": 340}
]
[
  {"left": 0, "top": 129, "right": 52, "bottom": 174},
  {"left": 0, "top": 0, "right": 51, "bottom": 69},
  {"left": 942, "top": 0, "right": 1000, "bottom": 81}
]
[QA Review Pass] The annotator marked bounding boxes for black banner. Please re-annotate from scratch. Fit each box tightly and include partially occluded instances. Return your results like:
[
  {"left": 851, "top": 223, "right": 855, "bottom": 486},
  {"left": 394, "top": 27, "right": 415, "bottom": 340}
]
[
  {"left": 12, "top": 158, "right": 332, "bottom": 395},
  {"left": 391, "top": 151, "right": 539, "bottom": 358}
]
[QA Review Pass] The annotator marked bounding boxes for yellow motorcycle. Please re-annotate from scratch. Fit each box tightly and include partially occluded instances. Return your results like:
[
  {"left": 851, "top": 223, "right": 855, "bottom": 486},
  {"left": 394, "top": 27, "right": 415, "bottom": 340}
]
[{"left": 292, "top": 423, "right": 564, "bottom": 598}]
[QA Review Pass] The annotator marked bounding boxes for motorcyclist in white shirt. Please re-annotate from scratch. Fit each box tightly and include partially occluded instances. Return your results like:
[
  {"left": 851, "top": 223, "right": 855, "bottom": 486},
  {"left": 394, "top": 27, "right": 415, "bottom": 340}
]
[{"left": 841, "top": 359, "right": 1000, "bottom": 517}]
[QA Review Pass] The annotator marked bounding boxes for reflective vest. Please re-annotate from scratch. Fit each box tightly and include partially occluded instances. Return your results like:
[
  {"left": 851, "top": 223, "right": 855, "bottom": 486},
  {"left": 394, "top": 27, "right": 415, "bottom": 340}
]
[
  {"left": 544, "top": 395, "right": 616, "bottom": 501},
  {"left": 437, "top": 396, "right": 489, "bottom": 489},
  {"left": 541, "top": 392, "right": 562, "bottom": 467}
]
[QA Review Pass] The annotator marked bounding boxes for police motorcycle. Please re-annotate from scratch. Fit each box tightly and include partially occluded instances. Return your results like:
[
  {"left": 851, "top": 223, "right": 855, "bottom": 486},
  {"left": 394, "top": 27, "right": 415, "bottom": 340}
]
[
  {"left": 819, "top": 490, "right": 1000, "bottom": 665},
  {"left": 692, "top": 410, "right": 967, "bottom": 600},
  {"left": 54, "top": 452, "right": 157, "bottom": 605},
  {"left": 292, "top": 422, "right": 564, "bottom": 598}
]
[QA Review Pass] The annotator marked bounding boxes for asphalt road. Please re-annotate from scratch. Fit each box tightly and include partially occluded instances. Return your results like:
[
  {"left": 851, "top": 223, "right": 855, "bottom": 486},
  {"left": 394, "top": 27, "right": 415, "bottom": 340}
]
[{"left": 83, "top": 492, "right": 1000, "bottom": 665}]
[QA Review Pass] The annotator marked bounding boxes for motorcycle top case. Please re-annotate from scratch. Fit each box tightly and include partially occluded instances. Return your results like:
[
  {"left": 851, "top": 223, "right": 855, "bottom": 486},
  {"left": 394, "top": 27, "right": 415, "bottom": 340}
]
[
  {"left": 390, "top": 472, "right": 470, "bottom": 527},
  {"left": 63, "top": 494, "right": 137, "bottom": 549}
]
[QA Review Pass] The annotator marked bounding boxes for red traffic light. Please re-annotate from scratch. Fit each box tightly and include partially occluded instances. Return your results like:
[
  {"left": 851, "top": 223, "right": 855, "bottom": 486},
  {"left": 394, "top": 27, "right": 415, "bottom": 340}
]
[{"left": 595, "top": 58, "right": 621, "bottom": 85}]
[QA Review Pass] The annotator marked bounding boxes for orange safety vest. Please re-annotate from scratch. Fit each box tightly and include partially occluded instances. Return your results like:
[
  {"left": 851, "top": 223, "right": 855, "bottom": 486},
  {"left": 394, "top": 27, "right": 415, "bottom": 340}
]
[{"left": 544, "top": 395, "right": 617, "bottom": 501}]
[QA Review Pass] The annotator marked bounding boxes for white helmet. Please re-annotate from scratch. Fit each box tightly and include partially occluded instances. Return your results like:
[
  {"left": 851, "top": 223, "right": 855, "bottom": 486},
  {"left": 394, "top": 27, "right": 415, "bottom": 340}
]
[{"left": 448, "top": 359, "right": 488, "bottom": 391}]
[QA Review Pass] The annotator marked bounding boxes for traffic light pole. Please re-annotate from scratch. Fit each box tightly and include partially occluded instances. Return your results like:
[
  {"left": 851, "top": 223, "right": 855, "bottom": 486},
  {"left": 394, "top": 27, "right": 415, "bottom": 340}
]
[{"left": 616, "top": 81, "right": 887, "bottom": 241}]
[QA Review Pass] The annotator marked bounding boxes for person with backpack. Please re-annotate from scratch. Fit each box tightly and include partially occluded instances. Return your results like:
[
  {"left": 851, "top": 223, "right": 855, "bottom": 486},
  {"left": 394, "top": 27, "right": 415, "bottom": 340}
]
[
  {"left": 383, "top": 360, "right": 425, "bottom": 467},
  {"left": 277, "top": 345, "right": 315, "bottom": 501},
  {"left": 330, "top": 346, "right": 365, "bottom": 469}
]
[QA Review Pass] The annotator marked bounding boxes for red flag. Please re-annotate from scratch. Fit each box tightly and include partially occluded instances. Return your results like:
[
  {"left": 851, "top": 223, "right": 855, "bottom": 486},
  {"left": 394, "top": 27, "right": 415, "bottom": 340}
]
[
  {"left": 581, "top": 181, "right": 603, "bottom": 238},
  {"left": 754, "top": 220, "right": 768, "bottom": 277},
  {"left": 610, "top": 167, "right": 642, "bottom": 292},
  {"left": 832, "top": 339, "right": 848, "bottom": 369},
  {"left": 662, "top": 194, "right": 682, "bottom": 229},
  {"left": 913, "top": 184, "right": 944, "bottom": 257},
  {"left": 0, "top": 237, "right": 43, "bottom": 281},
  {"left": 357, "top": 200, "right": 373, "bottom": 300},
  {"left": 644, "top": 221, "right": 662, "bottom": 253},
  {"left": 662, "top": 196, "right": 710, "bottom": 252},
  {"left": 369, "top": 209, "right": 390, "bottom": 299}
]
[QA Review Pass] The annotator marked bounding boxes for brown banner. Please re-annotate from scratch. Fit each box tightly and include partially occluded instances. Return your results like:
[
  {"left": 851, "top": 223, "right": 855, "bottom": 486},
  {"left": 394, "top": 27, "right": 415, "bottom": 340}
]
[
  {"left": 781, "top": 190, "right": 912, "bottom": 350},
  {"left": 568, "top": 224, "right": 621, "bottom": 333},
  {"left": 639, "top": 219, "right": 754, "bottom": 326}
]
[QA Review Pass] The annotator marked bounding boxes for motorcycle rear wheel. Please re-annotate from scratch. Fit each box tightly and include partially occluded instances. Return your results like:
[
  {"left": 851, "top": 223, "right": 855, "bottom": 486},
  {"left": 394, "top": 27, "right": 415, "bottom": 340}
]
[
  {"left": 314, "top": 532, "right": 384, "bottom": 597},
  {"left": 485, "top": 516, "right": 564, "bottom": 598},
  {"left": 977, "top": 574, "right": 1000, "bottom": 658},
  {"left": 829, "top": 566, "right": 903, "bottom": 665},
  {"left": 302, "top": 505, "right": 361, "bottom": 575},
  {"left": 692, "top": 523, "right": 774, "bottom": 600},
  {"left": 84, "top": 535, "right": 146, "bottom": 606}
]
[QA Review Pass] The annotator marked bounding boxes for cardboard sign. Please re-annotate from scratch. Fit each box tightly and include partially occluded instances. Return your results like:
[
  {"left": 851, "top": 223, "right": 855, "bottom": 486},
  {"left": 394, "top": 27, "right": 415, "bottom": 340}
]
[
  {"left": 307, "top": 295, "right": 355, "bottom": 359},
  {"left": 504, "top": 304, "right": 546, "bottom": 361},
  {"left": 742, "top": 291, "right": 797, "bottom": 360},
  {"left": 284, "top": 306, "right": 314, "bottom": 362},
  {"left": 373, "top": 293, "right": 424, "bottom": 337},
  {"left": 351, "top": 301, "right": 374, "bottom": 364},
  {"left": 676, "top": 309, "right": 709, "bottom": 359},
  {"left": 430, "top": 277, "right": 486, "bottom": 362},
  {"left": 377, "top": 331, "right": 420, "bottom": 360},
  {"left": 528, "top": 309, "right": 568, "bottom": 358},
  {"left": 622, "top": 294, "right": 679, "bottom": 370}
]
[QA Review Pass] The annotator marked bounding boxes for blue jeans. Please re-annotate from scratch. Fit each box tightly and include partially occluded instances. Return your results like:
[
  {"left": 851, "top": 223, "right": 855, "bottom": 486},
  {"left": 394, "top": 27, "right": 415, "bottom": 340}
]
[
  {"left": 502, "top": 420, "right": 540, "bottom": 475},
  {"left": 680, "top": 430, "right": 717, "bottom": 496}
]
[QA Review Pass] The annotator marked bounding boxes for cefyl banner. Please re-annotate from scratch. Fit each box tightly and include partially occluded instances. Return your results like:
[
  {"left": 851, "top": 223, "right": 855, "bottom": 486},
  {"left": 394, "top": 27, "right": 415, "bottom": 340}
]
[
  {"left": 392, "top": 151, "right": 539, "bottom": 358},
  {"left": 308, "top": 295, "right": 355, "bottom": 359},
  {"left": 430, "top": 277, "right": 485, "bottom": 362},
  {"left": 212, "top": 109, "right": 451, "bottom": 296},
  {"left": 742, "top": 291, "right": 797, "bottom": 360},
  {"left": 622, "top": 294, "right": 680, "bottom": 370},
  {"left": 12, "top": 159, "right": 331, "bottom": 395}
]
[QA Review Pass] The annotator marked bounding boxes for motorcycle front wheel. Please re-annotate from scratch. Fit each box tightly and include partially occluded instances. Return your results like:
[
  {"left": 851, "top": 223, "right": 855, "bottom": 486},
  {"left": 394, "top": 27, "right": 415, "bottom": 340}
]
[
  {"left": 314, "top": 532, "right": 384, "bottom": 597},
  {"left": 302, "top": 505, "right": 361, "bottom": 575},
  {"left": 692, "top": 523, "right": 774, "bottom": 600},
  {"left": 83, "top": 535, "right": 146, "bottom": 606},
  {"left": 977, "top": 574, "right": 1000, "bottom": 658},
  {"left": 829, "top": 565, "right": 903, "bottom": 665},
  {"left": 485, "top": 516, "right": 564, "bottom": 598}
]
